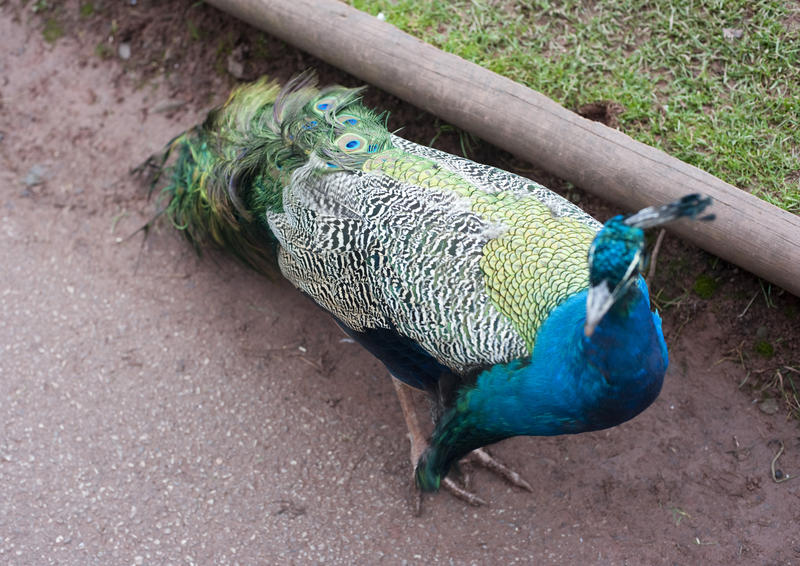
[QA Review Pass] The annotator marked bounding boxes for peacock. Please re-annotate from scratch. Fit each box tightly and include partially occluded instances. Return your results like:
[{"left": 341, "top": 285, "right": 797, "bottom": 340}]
[{"left": 144, "top": 72, "right": 713, "bottom": 505}]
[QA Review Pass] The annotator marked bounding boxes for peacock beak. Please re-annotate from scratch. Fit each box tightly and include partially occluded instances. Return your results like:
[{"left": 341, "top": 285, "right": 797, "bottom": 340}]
[{"left": 584, "top": 281, "right": 614, "bottom": 337}]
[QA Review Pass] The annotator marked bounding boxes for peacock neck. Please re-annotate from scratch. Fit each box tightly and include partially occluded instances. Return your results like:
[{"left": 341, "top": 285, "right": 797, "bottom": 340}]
[{"left": 416, "top": 278, "right": 667, "bottom": 491}]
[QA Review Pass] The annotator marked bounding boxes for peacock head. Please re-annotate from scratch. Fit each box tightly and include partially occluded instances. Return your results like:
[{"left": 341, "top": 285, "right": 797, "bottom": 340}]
[{"left": 585, "top": 194, "right": 714, "bottom": 336}]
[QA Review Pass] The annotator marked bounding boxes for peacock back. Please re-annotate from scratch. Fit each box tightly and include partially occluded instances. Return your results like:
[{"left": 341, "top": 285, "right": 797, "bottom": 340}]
[{"left": 156, "top": 74, "right": 601, "bottom": 382}]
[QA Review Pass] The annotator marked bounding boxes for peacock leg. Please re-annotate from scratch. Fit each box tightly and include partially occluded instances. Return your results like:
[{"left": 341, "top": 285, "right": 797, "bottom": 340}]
[
  {"left": 391, "top": 378, "right": 527, "bottom": 507},
  {"left": 391, "top": 377, "right": 429, "bottom": 513},
  {"left": 391, "top": 377, "right": 428, "bottom": 465},
  {"left": 392, "top": 378, "right": 485, "bottom": 507}
]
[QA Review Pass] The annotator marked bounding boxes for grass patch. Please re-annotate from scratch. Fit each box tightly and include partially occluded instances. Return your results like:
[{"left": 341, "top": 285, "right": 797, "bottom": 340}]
[
  {"left": 79, "top": 2, "right": 95, "bottom": 18},
  {"left": 30, "top": 0, "right": 50, "bottom": 13},
  {"left": 213, "top": 32, "right": 236, "bottom": 76},
  {"left": 41, "top": 16, "right": 63, "bottom": 43},
  {"left": 692, "top": 273, "right": 718, "bottom": 299},
  {"left": 351, "top": 0, "right": 800, "bottom": 213},
  {"left": 187, "top": 20, "right": 203, "bottom": 41},
  {"left": 754, "top": 340, "right": 775, "bottom": 358},
  {"left": 94, "top": 42, "right": 112, "bottom": 60}
]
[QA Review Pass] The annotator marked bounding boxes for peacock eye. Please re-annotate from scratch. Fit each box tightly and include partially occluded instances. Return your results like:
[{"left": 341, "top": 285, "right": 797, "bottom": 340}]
[
  {"left": 335, "top": 133, "right": 367, "bottom": 153},
  {"left": 313, "top": 98, "right": 337, "bottom": 115},
  {"left": 337, "top": 114, "right": 360, "bottom": 126}
]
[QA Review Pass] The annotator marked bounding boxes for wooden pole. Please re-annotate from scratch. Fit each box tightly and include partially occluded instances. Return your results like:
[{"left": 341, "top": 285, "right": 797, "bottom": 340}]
[{"left": 206, "top": 0, "right": 800, "bottom": 296}]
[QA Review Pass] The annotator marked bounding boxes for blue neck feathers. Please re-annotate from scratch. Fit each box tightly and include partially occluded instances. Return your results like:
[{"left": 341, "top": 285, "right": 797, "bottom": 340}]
[{"left": 416, "top": 278, "right": 667, "bottom": 491}]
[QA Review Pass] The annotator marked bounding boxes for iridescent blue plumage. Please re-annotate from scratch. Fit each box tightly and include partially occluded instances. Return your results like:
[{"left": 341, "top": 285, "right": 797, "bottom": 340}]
[
  {"left": 415, "top": 196, "right": 712, "bottom": 491},
  {"left": 416, "top": 235, "right": 669, "bottom": 490}
]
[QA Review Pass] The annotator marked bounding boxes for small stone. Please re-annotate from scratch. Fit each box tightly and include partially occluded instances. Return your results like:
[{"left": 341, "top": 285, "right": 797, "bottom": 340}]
[
  {"left": 118, "top": 42, "right": 131, "bottom": 60},
  {"left": 23, "top": 164, "right": 47, "bottom": 186},
  {"left": 134, "top": 556, "right": 144, "bottom": 565},
  {"left": 759, "top": 398, "right": 779, "bottom": 415},
  {"left": 226, "top": 45, "right": 247, "bottom": 79},
  {"left": 227, "top": 56, "right": 244, "bottom": 79}
]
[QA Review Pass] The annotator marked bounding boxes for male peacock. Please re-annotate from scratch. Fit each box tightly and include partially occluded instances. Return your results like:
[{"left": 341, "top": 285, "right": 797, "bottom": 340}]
[{"left": 146, "top": 73, "right": 713, "bottom": 505}]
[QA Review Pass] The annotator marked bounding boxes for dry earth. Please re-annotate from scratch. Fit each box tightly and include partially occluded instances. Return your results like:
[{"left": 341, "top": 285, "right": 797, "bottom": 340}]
[{"left": 1, "top": 2, "right": 799, "bottom": 565}]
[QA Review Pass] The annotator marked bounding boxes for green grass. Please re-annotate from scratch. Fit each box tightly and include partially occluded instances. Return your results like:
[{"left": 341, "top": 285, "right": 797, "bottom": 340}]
[
  {"left": 754, "top": 339, "right": 775, "bottom": 358},
  {"left": 79, "top": 2, "right": 95, "bottom": 18},
  {"left": 351, "top": 0, "right": 800, "bottom": 213},
  {"left": 41, "top": 16, "right": 63, "bottom": 43},
  {"left": 692, "top": 273, "right": 719, "bottom": 299},
  {"left": 94, "top": 41, "right": 112, "bottom": 60}
]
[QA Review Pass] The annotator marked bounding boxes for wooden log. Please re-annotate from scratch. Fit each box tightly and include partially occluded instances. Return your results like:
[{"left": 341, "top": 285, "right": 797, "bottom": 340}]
[{"left": 207, "top": 0, "right": 800, "bottom": 296}]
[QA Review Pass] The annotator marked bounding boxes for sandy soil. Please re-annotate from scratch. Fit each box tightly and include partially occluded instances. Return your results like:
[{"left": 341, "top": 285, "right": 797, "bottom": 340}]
[{"left": 2, "top": 2, "right": 799, "bottom": 564}]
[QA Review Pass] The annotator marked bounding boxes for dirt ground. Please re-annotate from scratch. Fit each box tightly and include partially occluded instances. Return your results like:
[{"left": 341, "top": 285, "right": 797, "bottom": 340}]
[{"left": 2, "top": 2, "right": 799, "bottom": 564}]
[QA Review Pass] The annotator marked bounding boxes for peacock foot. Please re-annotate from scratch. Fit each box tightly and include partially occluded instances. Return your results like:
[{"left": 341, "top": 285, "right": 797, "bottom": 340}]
[
  {"left": 392, "top": 377, "right": 532, "bottom": 510},
  {"left": 441, "top": 447, "right": 532, "bottom": 506}
]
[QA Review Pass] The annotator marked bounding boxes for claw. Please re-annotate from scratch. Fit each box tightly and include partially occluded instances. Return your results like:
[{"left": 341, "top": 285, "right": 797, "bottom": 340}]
[
  {"left": 442, "top": 476, "right": 487, "bottom": 506},
  {"left": 468, "top": 447, "right": 533, "bottom": 492},
  {"left": 439, "top": 447, "right": 531, "bottom": 506}
]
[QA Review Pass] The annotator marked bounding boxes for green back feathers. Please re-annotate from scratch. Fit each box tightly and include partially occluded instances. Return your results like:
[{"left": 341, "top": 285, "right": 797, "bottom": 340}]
[
  {"left": 151, "top": 73, "right": 393, "bottom": 273},
  {"left": 361, "top": 148, "right": 596, "bottom": 351},
  {"left": 476, "top": 195, "right": 595, "bottom": 351}
]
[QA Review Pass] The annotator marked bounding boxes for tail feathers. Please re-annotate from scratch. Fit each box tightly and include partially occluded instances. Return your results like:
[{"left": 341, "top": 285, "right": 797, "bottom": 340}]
[
  {"left": 146, "top": 77, "right": 288, "bottom": 274},
  {"left": 144, "top": 72, "right": 394, "bottom": 275},
  {"left": 154, "top": 125, "right": 280, "bottom": 273}
]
